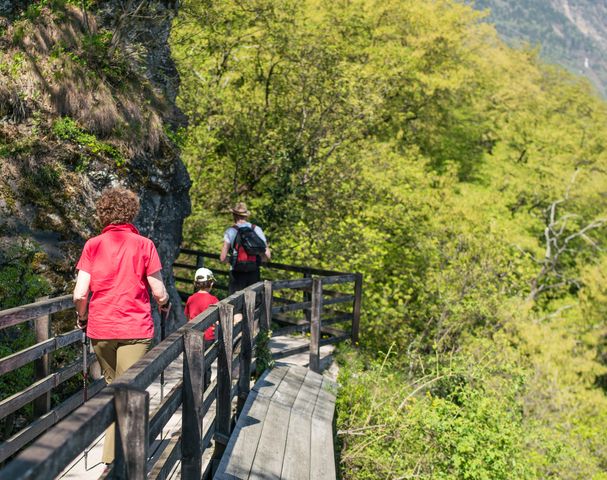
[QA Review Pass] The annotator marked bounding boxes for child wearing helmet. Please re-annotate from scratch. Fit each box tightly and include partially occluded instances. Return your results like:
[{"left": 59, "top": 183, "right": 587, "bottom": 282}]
[
  {"left": 184, "top": 267, "right": 219, "bottom": 342},
  {"left": 184, "top": 268, "right": 219, "bottom": 389}
]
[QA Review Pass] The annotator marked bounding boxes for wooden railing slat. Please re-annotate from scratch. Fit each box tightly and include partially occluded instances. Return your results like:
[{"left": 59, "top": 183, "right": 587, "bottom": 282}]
[
  {"left": 0, "top": 353, "right": 94, "bottom": 420},
  {"left": 272, "top": 278, "right": 313, "bottom": 291},
  {"left": 0, "top": 391, "right": 115, "bottom": 480},
  {"left": 271, "top": 300, "right": 312, "bottom": 315},
  {"left": 202, "top": 383, "right": 217, "bottom": 417},
  {"left": 205, "top": 342, "right": 219, "bottom": 368},
  {"left": 0, "top": 378, "right": 105, "bottom": 464},
  {"left": 0, "top": 329, "right": 81, "bottom": 376},
  {"left": 323, "top": 294, "right": 355, "bottom": 306},
  {"left": 150, "top": 431, "right": 181, "bottom": 480},
  {"left": 0, "top": 296, "right": 73, "bottom": 330},
  {"left": 178, "top": 249, "right": 348, "bottom": 277},
  {"left": 320, "top": 273, "right": 357, "bottom": 285},
  {"left": 148, "top": 381, "right": 182, "bottom": 443}
]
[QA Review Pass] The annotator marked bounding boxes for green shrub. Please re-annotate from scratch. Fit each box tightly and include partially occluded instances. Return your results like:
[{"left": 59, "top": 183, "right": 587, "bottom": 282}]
[
  {"left": 0, "top": 244, "right": 50, "bottom": 309},
  {"left": 255, "top": 329, "right": 275, "bottom": 376},
  {"left": 52, "top": 117, "right": 125, "bottom": 167},
  {"left": 336, "top": 346, "right": 534, "bottom": 480}
]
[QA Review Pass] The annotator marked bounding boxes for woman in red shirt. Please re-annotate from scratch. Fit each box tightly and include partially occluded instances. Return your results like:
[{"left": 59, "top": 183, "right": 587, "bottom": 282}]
[{"left": 73, "top": 187, "right": 169, "bottom": 465}]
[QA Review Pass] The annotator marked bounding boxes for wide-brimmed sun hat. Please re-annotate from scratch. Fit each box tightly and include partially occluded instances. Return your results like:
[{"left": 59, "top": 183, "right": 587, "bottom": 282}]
[
  {"left": 230, "top": 202, "right": 250, "bottom": 217},
  {"left": 194, "top": 267, "right": 215, "bottom": 282}
]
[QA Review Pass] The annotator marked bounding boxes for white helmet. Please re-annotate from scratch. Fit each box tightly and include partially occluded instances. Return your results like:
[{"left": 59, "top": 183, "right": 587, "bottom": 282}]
[{"left": 194, "top": 267, "right": 215, "bottom": 282}]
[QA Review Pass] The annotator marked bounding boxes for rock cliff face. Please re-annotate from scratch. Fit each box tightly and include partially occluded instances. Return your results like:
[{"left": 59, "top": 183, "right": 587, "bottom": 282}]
[
  {"left": 0, "top": 1, "right": 190, "bottom": 331},
  {"left": 473, "top": 0, "right": 607, "bottom": 97}
]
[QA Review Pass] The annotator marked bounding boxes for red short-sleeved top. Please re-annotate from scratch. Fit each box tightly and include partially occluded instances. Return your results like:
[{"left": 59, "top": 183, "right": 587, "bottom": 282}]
[
  {"left": 184, "top": 291, "right": 219, "bottom": 341},
  {"left": 76, "top": 223, "right": 162, "bottom": 340}
]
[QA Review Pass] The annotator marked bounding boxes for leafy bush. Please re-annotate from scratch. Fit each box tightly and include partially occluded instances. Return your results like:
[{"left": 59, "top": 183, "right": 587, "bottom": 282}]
[
  {"left": 52, "top": 117, "right": 125, "bottom": 166},
  {"left": 336, "top": 346, "right": 534, "bottom": 479},
  {"left": 255, "top": 329, "right": 275, "bottom": 376}
]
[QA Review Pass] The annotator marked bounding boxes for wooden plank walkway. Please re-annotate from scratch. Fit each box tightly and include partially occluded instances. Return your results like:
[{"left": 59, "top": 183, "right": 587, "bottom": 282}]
[
  {"left": 214, "top": 365, "right": 337, "bottom": 480},
  {"left": 269, "top": 335, "right": 338, "bottom": 381}
]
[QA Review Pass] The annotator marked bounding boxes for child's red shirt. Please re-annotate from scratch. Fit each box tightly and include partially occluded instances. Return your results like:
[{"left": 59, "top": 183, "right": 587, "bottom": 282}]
[{"left": 184, "top": 291, "right": 219, "bottom": 341}]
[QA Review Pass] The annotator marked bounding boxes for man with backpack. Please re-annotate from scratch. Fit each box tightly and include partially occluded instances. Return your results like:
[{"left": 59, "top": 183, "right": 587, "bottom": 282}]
[{"left": 220, "top": 202, "right": 271, "bottom": 294}]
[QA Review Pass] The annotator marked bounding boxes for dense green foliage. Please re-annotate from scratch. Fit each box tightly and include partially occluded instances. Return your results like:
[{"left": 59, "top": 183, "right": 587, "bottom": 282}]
[{"left": 172, "top": 0, "right": 607, "bottom": 477}]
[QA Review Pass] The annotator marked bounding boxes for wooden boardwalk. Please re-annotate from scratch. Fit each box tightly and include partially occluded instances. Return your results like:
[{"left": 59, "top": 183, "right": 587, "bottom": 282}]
[
  {"left": 269, "top": 335, "right": 338, "bottom": 381},
  {"left": 0, "top": 254, "right": 360, "bottom": 480},
  {"left": 214, "top": 365, "right": 337, "bottom": 480}
]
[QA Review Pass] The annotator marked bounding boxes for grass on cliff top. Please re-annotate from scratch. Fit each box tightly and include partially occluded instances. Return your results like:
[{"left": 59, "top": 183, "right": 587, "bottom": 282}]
[{"left": 0, "top": 2, "right": 174, "bottom": 159}]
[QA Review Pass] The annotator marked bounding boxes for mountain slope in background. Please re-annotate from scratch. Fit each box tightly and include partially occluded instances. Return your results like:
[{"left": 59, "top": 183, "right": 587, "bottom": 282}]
[{"left": 473, "top": 0, "right": 607, "bottom": 96}]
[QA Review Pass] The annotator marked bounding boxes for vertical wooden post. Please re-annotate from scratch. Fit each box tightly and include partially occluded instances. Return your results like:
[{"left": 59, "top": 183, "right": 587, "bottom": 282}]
[
  {"left": 238, "top": 290, "right": 256, "bottom": 413},
  {"left": 303, "top": 271, "right": 312, "bottom": 326},
  {"left": 113, "top": 385, "right": 149, "bottom": 480},
  {"left": 33, "top": 296, "right": 50, "bottom": 417},
  {"left": 262, "top": 280, "right": 273, "bottom": 332},
  {"left": 181, "top": 329, "right": 205, "bottom": 480},
  {"left": 352, "top": 273, "right": 363, "bottom": 345},
  {"left": 196, "top": 254, "right": 204, "bottom": 269},
  {"left": 214, "top": 303, "right": 234, "bottom": 461},
  {"left": 309, "top": 278, "right": 323, "bottom": 373}
]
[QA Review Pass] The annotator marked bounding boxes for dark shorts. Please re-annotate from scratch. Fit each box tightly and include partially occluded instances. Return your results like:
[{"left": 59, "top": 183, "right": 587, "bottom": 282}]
[{"left": 229, "top": 270, "right": 261, "bottom": 294}]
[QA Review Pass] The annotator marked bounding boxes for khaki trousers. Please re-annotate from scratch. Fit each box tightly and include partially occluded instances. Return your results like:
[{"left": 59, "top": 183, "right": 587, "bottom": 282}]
[{"left": 92, "top": 338, "right": 152, "bottom": 464}]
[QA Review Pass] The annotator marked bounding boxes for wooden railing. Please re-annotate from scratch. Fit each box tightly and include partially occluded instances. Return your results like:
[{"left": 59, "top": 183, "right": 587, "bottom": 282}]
[
  {"left": 0, "top": 296, "right": 103, "bottom": 465},
  {"left": 175, "top": 249, "right": 363, "bottom": 350},
  {"left": 0, "top": 282, "right": 267, "bottom": 480},
  {"left": 0, "top": 252, "right": 362, "bottom": 479}
]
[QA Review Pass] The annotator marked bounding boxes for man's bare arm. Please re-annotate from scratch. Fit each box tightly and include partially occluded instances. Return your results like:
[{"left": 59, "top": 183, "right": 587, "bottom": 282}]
[{"left": 220, "top": 241, "right": 230, "bottom": 263}]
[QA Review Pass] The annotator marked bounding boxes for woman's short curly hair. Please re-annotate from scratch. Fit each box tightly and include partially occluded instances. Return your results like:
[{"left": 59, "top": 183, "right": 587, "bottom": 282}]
[{"left": 96, "top": 188, "right": 140, "bottom": 227}]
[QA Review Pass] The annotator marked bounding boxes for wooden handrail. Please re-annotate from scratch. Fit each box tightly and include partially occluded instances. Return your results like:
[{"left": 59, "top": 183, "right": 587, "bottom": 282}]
[
  {"left": 0, "top": 295, "right": 72, "bottom": 330},
  {"left": 178, "top": 248, "right": 350, "bottom": 277},
  {"left": 0, "top": 391, "right": 116, "bottom": 480}
]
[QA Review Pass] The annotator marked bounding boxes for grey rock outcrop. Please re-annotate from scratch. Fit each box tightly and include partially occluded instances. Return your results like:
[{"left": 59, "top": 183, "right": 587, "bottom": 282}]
[{"left": 0, "top": 1, "right": 190, "bottom": 332}]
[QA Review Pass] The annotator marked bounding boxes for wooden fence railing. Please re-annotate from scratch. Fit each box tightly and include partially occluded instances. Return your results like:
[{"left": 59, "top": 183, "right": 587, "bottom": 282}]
[
  {"left": 0, "top": 296, "right": 103, "bottom": 465},
  {"left": 0, "top": 282, "right": 266, "bottom": 480},
  {"left": 175, "top": 249, "right": 362, "bottom": 349},
  {"left": 0, "top": 251, "right": 362, "bottom": 479}
]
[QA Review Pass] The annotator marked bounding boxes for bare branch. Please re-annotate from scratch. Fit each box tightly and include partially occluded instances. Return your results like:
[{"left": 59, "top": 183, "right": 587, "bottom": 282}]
[{"left": 527, "top": 171, "right": 606, "bottom": 301}]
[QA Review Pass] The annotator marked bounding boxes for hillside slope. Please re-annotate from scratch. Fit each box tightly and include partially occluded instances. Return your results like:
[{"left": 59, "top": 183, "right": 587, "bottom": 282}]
[
  {"left": 473, "top": 0, "right": 607, "bottom": 96},
  {"left": 173, "top": 0, "right": 607, "bottom": 477}
]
